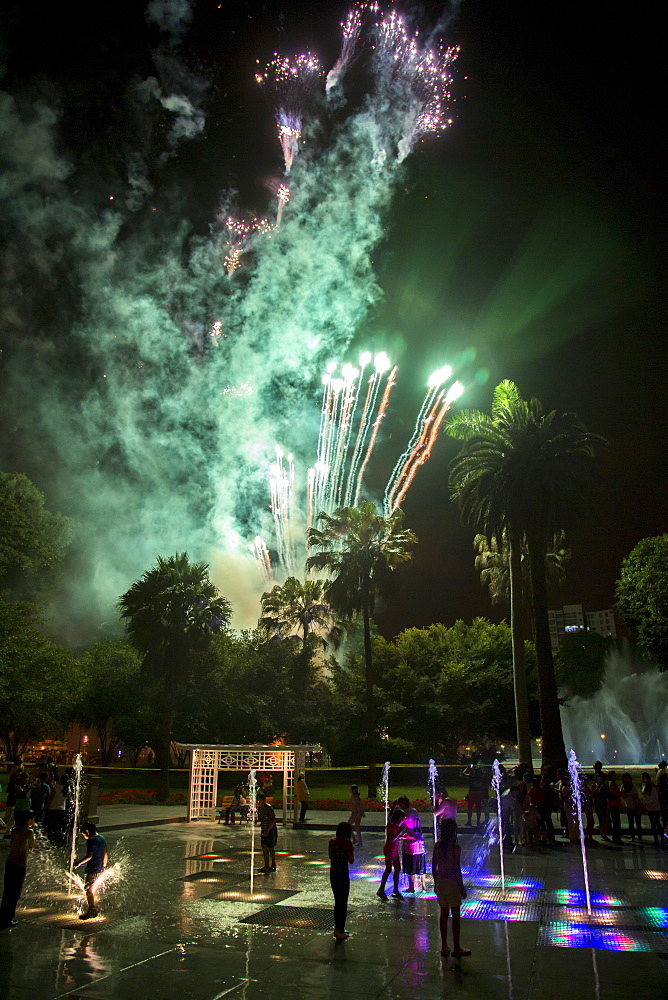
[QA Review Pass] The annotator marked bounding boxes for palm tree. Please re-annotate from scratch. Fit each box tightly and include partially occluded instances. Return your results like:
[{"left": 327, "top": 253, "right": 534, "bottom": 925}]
[
  {"left": 259, "top": 577, "right": 344, "bottom": 652},
  {"left": 307, "top": 501, "right": 417, "bottom": 798},
  {"left": 474, "top": 531, "right": 570, "bottom": 607},
  {"left": 118, "top": 552, "right": 232, "bottom": 799},
  {"left": 446, "top": 380, "right": 607, "bottom": 770}
]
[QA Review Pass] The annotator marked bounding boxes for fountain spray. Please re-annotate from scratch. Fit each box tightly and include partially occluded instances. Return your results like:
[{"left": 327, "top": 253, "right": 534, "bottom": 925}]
[
  {"left": 382, "top": 762, "right": 391, "bottom": 826},
  {"left": 248, "top": 768, "right": 258, "bottom": 896},
  {"left": 68, "top": 753, "right": 84, "bottom": 892},
  {"left": 428, "top": 759, "right": 439, "bottom": 840},
  {"left": 491, "top": 759, "right": 506, "bottom": 898},
  {"left": 568, "top": 748, "right": 592, "bottom": 915}
]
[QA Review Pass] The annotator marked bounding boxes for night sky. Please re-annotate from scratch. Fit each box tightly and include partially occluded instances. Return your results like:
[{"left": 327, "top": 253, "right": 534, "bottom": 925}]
[{"left": 0, "top": 0, "right": 664, "bottom": 642}]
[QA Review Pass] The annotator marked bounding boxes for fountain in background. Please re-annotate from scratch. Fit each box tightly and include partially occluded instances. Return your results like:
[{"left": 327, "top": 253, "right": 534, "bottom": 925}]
[
  {"left": 427, "top": 759, "right": 439, "bottom": 840},
  {"left": 491, "top": 759, "right": 506, "bottom": 898},
  {"left": 568, "top": 749, "right": 592, "bottom": 916},
  {"left": 248, "top": 769, "right": 258, "bottom": 896},
  {"left": 67, "top": 754, "right": 84, "bottom": 891},
  {"left": 561, "top": 646, "right": 668, "bottom": 764},
  {"left": 381, "top": 762, "right": 391, "bottom": 825}
]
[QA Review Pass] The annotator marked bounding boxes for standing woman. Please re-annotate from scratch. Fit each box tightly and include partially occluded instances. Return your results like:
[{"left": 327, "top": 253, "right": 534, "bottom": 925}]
[
  {"left": 606, "top": 772, "right": 624, "bottom": 845},
  {"left": 620, "top": 773, "right": 644, "bottom": 840},
  {"left": 377, "top": 808, "right": 404, "bottom": 899},
  {"left": 328, "top": 821, "right": 354, "bottom": 941},
  {"left": 432, "top": 818, "right": 471, "bottom": 959},
  {"left": 296, "top": 772, "right": 310, "bottom": 823},
  {"left": 397, "top": 796, "right": 427, "bottom": 894}
]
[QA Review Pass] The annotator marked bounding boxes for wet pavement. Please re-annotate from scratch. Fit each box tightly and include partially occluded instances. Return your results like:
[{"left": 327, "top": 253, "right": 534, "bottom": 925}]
[{"left": 1, "top": 819, "right": 667, "bottom": 999}]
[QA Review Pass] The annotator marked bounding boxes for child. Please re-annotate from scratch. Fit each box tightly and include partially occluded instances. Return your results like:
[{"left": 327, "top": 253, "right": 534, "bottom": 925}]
[
  {"left": 523, "top": 803, "right": 542, "bottom": 848},
  {"left": 0, "top": 810, "right": 36, "bottom": 930},
  {"left": 432, "top": 818, "right": 471, "bottom": 959},
  {"left": 377, "top": 808, "right": 404, "bottom": 899},
  {"left": 256, "top": 792, "right": 277, "bottom": 873},
  {"left": 74, "top": 821, "right": 108, "bottom": 919},
  {"left": 348, "top": 785, "right": 365, "bottom": 847},
  {"left": 329, "top": 821, "right": 354, "bottom": 941}
]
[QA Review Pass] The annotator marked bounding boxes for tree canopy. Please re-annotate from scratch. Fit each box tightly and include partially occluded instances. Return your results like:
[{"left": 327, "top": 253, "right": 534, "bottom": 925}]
[
  {"left": 615, "top": 534, "right": 668, "bottom": 670},
  {"left": 0, "top": 472, "right": 72, "bottom": 595}
]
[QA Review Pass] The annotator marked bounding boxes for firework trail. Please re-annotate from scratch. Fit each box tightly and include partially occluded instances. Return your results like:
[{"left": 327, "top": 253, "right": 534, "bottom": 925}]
[
  {"left": 269, "top": 447, "right": 296, "bottom": 574},
  {"left": 223, "top": 216, "right": 273, "bottom": 274},
  {"left": 249, "top": 536, "right": 274, "bottom": 583},
  {"left": 326, "top": 2, "right": 379, "bottom": 92},
  {"left": 275, "top": 183, "right": 290, "bottom": 228},
  {"left": 255, "top": 53, "right": 324, "bottom": 173},
  {"left": 384, "top": 377, "right": 464, "bottom": 514},
  {"left": 353, "top": 362, "right": 398, "bottom": 506}
]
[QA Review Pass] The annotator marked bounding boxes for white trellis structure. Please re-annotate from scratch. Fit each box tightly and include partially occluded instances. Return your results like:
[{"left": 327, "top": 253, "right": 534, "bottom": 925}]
[{"left": 177, "top": 744, "right": 320, "bottom": 826}]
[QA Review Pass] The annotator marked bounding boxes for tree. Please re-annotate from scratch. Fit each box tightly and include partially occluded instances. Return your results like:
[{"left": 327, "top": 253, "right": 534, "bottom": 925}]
[
  {"left": 118, "top": 553, "right": 232, "bottom": 799},
  {"left": 77, "top": 640, "right": 143, "bottom": 764},
  {"left": 615, "top": 534, "right": 668, "bottom": 670},
  {"left": 473, "top": 531, "right": 570, "bottom": 607},
  {"left": 259, "top": 577, "right": 343, "bottom": 651},
  {"left": 307, "top": 501, "right": 417, "bottom": 797},
  {"left": 0, "top": 472, "right": 72, "bottom": 595},
  {"left": 0, "top": 598, "right": 80, "bottom": 757},
  {"left": 446, "top": 380, "right": 607, "bottom": 770},
  {"left": 556, "top": 631, "right": 616, "bottom": 698}
]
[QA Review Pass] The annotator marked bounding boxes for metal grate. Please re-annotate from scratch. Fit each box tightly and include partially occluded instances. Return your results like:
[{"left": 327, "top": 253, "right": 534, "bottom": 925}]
[
  {"left": 461, "top": 900, "right": 541, "bottom": 921},
  {"left": 240, "top": 906, "right": 336, "bottom": 929},
  {"left": 537, "top": 923, "right": 655, "bottom": 952},
  {"left": 467, "top": 887, "right": 541, "bottom": 904},
  {"left": 202, "top": 888, "right": 300, "bottom": 904}
]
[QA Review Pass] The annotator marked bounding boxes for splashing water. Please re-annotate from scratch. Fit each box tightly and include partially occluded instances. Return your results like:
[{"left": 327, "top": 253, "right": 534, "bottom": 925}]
[
  {"left": 462, "top": 817, "right": 498, "bottom": 886},
  {"left": 427, "top": 759, "right": 438, "bottom": 840},
  {"left": 382, "top": 761, "right": 391, "bottom": 826},
  {"left": 568, "top": 748, "right": 592, "bottom": 915},
  {"left": 491, "top": 759, "right": 506, "bottom": 898},
  {"left": 248, "top": 769, "right": 258, "bottom": 896},
  {"left": 68, "top": 754, "right": 84, "bottom": 889}
]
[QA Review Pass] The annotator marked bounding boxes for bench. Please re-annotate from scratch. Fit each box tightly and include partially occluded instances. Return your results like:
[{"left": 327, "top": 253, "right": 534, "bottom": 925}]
[{"left": 217, "top": 795, "right": 251, "bottom": 824}]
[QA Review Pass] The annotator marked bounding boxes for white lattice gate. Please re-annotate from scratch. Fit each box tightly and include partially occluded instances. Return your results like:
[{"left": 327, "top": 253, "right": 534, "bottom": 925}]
[{"left": 177, "top": 744, "right": 317, "bottom": 826}]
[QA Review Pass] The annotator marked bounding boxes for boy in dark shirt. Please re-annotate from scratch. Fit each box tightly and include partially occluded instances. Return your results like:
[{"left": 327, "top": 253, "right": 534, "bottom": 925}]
[
  {"left": 328, "top": 821, "right": 354, "bottom": 941},
  {"left": 74, "top": 821, "right": 108, "bottom": 919},
  {"left": 257, "top": 792, "right": 277, "bottom": 873}
]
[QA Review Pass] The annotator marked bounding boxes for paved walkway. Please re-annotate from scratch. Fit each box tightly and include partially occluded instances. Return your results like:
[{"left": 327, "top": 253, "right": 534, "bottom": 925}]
[{"left": 1, "top": 815, "right": 667, "bottom": 999}]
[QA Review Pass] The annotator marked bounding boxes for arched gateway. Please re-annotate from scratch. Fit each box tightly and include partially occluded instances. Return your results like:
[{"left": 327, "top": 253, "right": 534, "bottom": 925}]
[{"left": 176, "top": 743, "right": 321, "bottom": 826}]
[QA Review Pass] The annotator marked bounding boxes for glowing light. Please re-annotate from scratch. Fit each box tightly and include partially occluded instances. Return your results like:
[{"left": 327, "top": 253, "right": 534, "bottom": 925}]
[{"left": 256, "top": 53, "right": 324, "bottom": 172}]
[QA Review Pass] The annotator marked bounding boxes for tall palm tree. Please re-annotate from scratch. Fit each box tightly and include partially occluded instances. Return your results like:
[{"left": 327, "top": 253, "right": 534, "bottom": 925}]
[
  {"left": 307, "top": 501, "right": 417, "bottom": 798},
  {"left": 259, "top": 577, "right": 344, "bottom": 652},
  {"left": 474, "top": 531, "right": 570, "bottom": 607},
  {"left": 446, "top": 380, "right": 607, "bottom": 770},
  {"left": 118, "top": 552, "right": 231, "bottom": 799}
]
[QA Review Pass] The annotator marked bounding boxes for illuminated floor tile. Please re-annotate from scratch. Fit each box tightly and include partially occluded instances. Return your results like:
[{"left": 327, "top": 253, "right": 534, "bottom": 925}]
[
  {"left": 468, "top": 887, "right": 541, "bottom": 903},
  {"left": 202, "top": 888, "right": 300, "bottom": 904},
  {"left": 546, "top": 889, "right": 627, "bottom": 907},
  {"left": 538, "top": 922, "right": 652, "bottom": 951},
  {"left": 240, "top": 906, "right": 336, "bottom": 929},
  {"left": 461, "top": 900, "right": 540, "bottom": 921}
]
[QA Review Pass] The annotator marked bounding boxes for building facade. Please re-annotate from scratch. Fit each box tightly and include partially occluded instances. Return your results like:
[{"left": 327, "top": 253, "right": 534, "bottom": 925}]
[{"left": 548, "top": 603, "right": 616, "bottom": 655}]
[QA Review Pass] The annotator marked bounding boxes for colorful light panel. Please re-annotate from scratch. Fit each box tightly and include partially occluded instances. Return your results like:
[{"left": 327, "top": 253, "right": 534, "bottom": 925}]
[
  {"left": 538, "top": 922, "right": 651, "bottom": 951},
  {"left": 461, "top": 900, "right": 539, "bottom": 921}
]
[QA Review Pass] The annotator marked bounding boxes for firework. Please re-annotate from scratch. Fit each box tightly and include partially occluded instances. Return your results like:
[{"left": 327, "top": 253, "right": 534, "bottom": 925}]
[
  {"left": 384, "top": 375, "right": 464, "bottom": 514},
  {"left": 223, "top": 216, "right": 273, "bottom": 274},
  {"left": 249, "top": 536, "right": 274, "bottom": 583},
  {"left": 208, "top": 320, "right": 224, "bottom": 345},
  {"left": 269, "top": 447, "right": 296, "bottom": 575},
  {"left": 326, "top": 3, "right": 379, "bottom": 92},
  {"left": 256, "top": 53, "right": 324, "bottom": 173},
  {"left": 276, "top": 183, "right": 290, "bottom": 228}
]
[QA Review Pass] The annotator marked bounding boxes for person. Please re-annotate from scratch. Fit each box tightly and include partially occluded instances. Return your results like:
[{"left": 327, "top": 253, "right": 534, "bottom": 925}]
[
  {"left": 656, "top": 761, "right": 668, "bottom": 832},
  {"left": 462, "top": 765, "right": 487, "bottom": 826},
  {"left": 397, "top": 796, "right": 427, "bottom": 893},
  {"left": 0, "top": 810, "right": 36, "bottom": 930},
  {"left": 640, "top": 773, "right": 663, "bottom": 846},
  {"left": 620, "top": 773, "right": 644, "bottom": 841},
  {"left": 2, "top": 758, "right": 24, "bottom": 837},
  {"left": 44, "top": 772, "right": 70, "bottom": 845},
  {"left": 257, "top": 791, "right": 277, "bottom": 873},
  {"left": 223, "top": 785, "right": 247, "bottom": 825},
  {"left": 348, "top": 785, "right": 365, "bottom": 847},
  {"left": 296, "top": 772, "right": 310, "bottom": 823},
  {"left": 606, "top": 772, "right": 624, "bottom": 845},
  {"left": 523, "top": 803, "right": 542, "bottom": 848},
  {"left": 29, "top": 772, "right": 52, "bottom": 826},
  {"left": 260, "top": 774, "right": 274, "bottom": 798},
  {"left": 433, "top": 788, "right": 457, "bottom": 841},
  {"left": 13, "top": 773, "right": 31, "bottom": 814},
  {"left": 377, "top": 808, "right": 404, "bottom": 899},
  {"left": 74, "top": 821, "right": 108, "bottom": 919},
  {"left": 328, "top": 821, "right": 354, "bottom": 942},
  {"left": 432, "top": 818, "right": 471, "bottom": 959},
  {"left": 592, "top": 769, "right": 610, "bottom": 841}
]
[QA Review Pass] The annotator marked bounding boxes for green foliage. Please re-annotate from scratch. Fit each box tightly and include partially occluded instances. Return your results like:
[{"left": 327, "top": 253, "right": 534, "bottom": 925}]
[
  {"left": 615, "top": 534, "right": 668, "bottom": 670},
  {"left": 555, "top": 631, "right": 616, "bottom": 697},
  {"left": 259, "top": 577, "right": 344, "bottom": 651},
  {"left": 76, "top": 639, "right": 143, "bottom": 764},
  {"left": 0, "top": 472, "right": 72, "bottom": 595},
  {"left": 0, "top": 597, "right": 80, "bottom": 757}
]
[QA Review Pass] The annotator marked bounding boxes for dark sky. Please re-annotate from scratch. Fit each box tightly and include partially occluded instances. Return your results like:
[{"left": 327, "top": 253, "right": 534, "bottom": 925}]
[{"left": 0, "top": 0, "right": 664, "bottom": 640}]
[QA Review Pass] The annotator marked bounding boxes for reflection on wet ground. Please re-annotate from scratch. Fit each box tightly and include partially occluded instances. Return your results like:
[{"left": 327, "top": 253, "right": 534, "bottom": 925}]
[{"left": 1, "top": 820, "right": 667, "bottom": 999}]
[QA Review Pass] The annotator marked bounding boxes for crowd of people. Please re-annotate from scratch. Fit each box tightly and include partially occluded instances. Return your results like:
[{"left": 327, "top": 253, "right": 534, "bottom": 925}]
[{"left": 1, "top": 755, "right": 78, "bottom": 845}]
